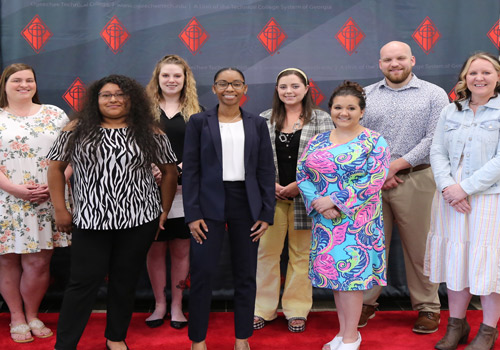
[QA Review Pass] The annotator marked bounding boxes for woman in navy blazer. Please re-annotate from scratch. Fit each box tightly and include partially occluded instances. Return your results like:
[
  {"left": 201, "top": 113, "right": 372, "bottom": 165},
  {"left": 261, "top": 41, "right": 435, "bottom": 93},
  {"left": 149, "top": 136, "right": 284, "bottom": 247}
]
[{"left": 183, "top": 67, "right": 275, "bottom": 350}]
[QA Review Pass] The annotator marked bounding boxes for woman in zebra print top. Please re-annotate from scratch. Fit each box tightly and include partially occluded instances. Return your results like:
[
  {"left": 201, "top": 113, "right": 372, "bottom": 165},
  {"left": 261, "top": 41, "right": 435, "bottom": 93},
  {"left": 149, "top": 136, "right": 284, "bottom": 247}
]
[{"left": 47, "top": 75, "right": 178, "bottom": 350}]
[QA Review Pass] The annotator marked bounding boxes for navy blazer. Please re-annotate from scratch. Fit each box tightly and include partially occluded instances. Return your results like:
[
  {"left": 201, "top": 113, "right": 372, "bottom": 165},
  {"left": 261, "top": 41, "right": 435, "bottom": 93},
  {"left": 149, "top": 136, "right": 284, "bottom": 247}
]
[{"left": 183, "top": 105, "right": 275, "bottom": 225}]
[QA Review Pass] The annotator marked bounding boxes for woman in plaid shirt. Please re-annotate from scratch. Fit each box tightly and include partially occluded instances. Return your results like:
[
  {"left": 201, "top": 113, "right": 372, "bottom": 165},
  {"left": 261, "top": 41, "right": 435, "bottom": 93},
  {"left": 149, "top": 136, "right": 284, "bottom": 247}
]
[{"left": 254, "top": 68, "right": 334, "bottom": 333}]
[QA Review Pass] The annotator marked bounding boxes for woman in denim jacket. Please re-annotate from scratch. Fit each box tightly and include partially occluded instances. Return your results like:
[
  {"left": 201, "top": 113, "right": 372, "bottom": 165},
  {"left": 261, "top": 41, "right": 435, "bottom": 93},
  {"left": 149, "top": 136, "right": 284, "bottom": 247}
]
[{"left": 425, "top": 52, "right": 500, "bottom": 350}]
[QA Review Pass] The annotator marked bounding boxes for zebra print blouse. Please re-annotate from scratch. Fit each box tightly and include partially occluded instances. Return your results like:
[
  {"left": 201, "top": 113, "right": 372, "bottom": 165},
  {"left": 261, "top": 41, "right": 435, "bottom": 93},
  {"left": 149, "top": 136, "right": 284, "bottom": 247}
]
[{"left": 47, "top": 128, "right": 177, "bottom": 230}]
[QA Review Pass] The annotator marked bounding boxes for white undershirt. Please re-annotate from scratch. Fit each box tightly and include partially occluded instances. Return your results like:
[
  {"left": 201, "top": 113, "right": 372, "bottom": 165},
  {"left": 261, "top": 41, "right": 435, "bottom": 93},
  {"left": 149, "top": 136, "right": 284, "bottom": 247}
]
[{"left": 220, "top": 120, "right": 245, "bottom": 181}]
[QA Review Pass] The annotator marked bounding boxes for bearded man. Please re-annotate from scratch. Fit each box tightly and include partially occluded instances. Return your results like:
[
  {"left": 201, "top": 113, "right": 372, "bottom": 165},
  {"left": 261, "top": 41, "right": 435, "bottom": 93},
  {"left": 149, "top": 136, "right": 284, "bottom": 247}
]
[{"left": 359, "top": 41, "right": 449, "bottom": 334}]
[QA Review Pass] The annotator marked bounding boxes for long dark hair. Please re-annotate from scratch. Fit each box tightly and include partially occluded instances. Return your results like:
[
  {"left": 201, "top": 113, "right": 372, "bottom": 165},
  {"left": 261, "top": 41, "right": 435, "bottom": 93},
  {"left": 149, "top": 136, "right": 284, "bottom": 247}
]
[
  {"left": 64, "top": 74, "right": 160, "bottom": 163},
  {"left": 0, "top": 63, "right": 41, "bottom": 107},
  {"left": 271, "top": 68, "right": 316, "bottom": 131}
]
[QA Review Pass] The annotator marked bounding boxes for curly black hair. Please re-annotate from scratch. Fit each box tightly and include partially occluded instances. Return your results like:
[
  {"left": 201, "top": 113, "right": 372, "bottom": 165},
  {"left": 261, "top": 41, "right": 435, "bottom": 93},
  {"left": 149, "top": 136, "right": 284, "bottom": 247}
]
[{"left": 64, "top": 74, "right": 160, "bottom": 164}]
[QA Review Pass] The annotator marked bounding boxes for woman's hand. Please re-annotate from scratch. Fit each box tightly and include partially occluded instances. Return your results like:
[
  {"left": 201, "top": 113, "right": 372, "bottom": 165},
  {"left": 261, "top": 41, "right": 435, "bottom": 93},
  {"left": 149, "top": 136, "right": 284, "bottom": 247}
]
[
  {"left": 322, "top": 208, "right": 341, "bottom": 220},
  {"left": 311, "top": 196, "right": 335, "bottom": 214},
  {"left": 30, "top": 184, "right": 50, "bottom": 204},
  {"left": 442, "top": 184, "right": 468, "bottom": 206},
  {"left": 8, "top": 183, "right": 40, "bottom": 201},
  {"left": 54, "top": 208, "right": 72, "bottom": 233},
  {"left": 451, "top": 198, "right": 472, "bottom": 214},
  {"left": 275, "top": 183, "right": 288, "bottom": 200},
  {"left": 158, "top": 211, "right": 168, "bottom": 231},
  {"left": 188, "top": 219, "right": 208, "bottom": 244},
  {"left": 250, "top": 220, "right": 269, "bottom": 242},
  {"left": 152, "top": 164, "right": 162, "bottom": 186},
  {"left": 280, "top": 182, "right": 300, "bottom": 199}
]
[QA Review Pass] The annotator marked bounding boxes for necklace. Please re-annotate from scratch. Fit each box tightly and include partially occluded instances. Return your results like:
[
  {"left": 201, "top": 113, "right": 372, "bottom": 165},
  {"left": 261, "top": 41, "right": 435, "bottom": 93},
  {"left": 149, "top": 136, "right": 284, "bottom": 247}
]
[
  {"left": 278, "top": 117, "right": 302, "bottom": 146},
  {"left": 161, "top": 101, "right": 181, "bottom": 119},
  {"left": 4, "top": 104, "right": 37, "bottom": 117},
  {"left": 219, "top": 113, "right": 241, "bottom": 128}
]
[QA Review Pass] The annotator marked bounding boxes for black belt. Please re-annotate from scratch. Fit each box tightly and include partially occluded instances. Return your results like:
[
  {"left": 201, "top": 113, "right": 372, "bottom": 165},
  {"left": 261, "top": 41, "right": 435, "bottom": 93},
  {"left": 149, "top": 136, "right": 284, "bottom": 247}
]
[{"left": 396, "top": 164, "right": 430, "bottom": 176}]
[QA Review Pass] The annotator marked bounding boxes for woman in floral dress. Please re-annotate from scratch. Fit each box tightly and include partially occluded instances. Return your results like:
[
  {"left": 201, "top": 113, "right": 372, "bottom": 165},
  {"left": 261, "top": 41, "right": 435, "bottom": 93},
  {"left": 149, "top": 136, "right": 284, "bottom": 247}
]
[
  {"left": 0, "top": 63, "right": 70, "bottom": 343},
  {"left": 297, "top": 81, "right": 389, "bottom": 350}
]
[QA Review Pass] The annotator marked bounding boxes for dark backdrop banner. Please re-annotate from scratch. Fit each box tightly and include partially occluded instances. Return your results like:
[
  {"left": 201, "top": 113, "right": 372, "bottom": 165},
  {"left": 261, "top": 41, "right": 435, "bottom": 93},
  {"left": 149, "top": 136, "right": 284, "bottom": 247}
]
[{"left": 1, "top": 0, "right": 500, "bottom": 300}]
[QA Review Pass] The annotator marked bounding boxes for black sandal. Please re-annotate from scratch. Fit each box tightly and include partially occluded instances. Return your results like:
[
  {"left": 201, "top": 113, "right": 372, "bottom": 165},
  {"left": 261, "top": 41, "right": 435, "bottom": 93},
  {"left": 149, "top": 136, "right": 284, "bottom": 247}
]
[
  {"left": 253, "top": 316, "right": 266, "bottom": 330},
  {"left": 287, "top": 317, "right": 306, "bottom": 333}
]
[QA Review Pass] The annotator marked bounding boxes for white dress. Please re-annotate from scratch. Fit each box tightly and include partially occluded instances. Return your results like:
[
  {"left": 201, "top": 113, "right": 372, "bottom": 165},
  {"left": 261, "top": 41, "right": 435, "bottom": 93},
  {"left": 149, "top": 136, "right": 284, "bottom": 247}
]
[
  {"left": 425, "top": 162, "right": 500, "bottom": 295},
  {"left": 0, "top": 105, "right": 71, "bottom": 254}
]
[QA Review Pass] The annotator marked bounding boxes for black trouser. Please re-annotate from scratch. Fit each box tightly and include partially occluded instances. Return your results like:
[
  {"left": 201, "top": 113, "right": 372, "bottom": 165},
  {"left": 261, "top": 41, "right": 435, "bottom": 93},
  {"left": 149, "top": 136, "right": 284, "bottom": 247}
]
[
  {"left": 188, "top": 181, "right": 260, "bottom": 342},
  {"left": 55, "top": 218, "right": 158, "bottom": 350}
]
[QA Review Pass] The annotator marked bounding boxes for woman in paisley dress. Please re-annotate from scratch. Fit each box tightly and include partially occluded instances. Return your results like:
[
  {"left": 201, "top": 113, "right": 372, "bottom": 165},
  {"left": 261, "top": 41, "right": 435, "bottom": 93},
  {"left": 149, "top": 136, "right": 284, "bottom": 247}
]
[
  {"left": 0, "top": 63, "right": 70, "bottom": 344},
  {"left": 297, "top": 81, "right": 389, "bottom": 350}
]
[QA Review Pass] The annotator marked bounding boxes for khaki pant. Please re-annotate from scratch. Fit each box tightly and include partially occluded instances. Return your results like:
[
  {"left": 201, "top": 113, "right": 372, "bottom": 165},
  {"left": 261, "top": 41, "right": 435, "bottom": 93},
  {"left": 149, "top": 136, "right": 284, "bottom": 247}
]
[
  {"left": 363, "top": 167, "right": 440, "bottom": 312},
  {"left": 254, "top": 200, "right": 313, "bottom": 320}
]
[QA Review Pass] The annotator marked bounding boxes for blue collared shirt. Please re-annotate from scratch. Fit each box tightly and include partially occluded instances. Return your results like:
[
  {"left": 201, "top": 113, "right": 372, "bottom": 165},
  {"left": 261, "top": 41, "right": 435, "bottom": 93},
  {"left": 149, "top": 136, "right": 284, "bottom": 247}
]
[{"left": 430, "top": 96, "right": 500, "bottom": 195}]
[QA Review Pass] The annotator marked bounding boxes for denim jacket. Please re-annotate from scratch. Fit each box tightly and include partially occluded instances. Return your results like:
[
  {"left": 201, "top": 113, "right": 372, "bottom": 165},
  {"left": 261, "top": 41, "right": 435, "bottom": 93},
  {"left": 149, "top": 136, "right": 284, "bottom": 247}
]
[{"left": 430, "top": 96, "right": 500, "bottom": 195}]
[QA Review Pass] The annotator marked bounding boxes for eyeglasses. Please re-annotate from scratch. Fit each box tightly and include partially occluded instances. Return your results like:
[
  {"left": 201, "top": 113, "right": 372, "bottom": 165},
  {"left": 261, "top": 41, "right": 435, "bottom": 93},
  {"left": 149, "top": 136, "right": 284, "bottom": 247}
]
[
  {"left": 98, "top": 92, "right": 127, "bottom": 101},
  {"left": 214, "top": 80, "right": 245, "bottom": 90}
]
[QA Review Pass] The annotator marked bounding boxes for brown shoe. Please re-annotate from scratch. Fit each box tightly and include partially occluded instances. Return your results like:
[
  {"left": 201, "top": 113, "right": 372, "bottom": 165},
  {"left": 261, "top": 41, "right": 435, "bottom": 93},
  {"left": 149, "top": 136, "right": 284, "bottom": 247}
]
[
  {"left": 435, "top": 317, "right": 470, "bottom": 350},
  {"left": 413, "top": 311, "right": 440, "bottom": 334},
  {"left": 465, "top": 323, "right": 499, "bottom": 350},
  {"left": 358, "top": 304, "right": 376, "bottom": 328}
]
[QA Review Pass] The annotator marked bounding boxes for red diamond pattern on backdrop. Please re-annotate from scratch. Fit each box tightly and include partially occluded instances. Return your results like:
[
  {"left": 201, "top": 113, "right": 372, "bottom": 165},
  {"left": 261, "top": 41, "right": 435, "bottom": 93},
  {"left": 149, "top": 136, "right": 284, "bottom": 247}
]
[
  {"left": 412, "top": 17, "right": 441, "bottom": 55},
  {"left": 63, "top": 78, "right": 86, "bottom": 112},
  {"left": 487, "top": 19, "right": 500, "bottom": 49},
  {"left": 21, "top": 15, "right": 52, "bottom": 53},
  {"left": 448, "top": 84, "right": 457, "bottom": 102},
  {"left": 309, "top": 79, "right": 324, "bottom": 106},
  {"left": 100, "top": 16, "right": 129, "bottom": 54},
  {"left": 258, "top": 18, "right": 287, "bottom": 56},
  {"left": 239, "top": 94, "right": 248, "bottom": 107},
  {"left": 179, "top": 17, "right": 209, "bottom": 56},
  {"left": 336, "top": 18, "right": 365, "bottom": 56}
]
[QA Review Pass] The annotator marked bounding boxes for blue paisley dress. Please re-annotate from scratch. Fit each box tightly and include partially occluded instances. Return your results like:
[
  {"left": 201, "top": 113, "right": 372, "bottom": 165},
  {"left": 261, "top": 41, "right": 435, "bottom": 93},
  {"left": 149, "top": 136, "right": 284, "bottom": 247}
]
[{"left": 297, "top": 129, "right": 390, "bottom": 291}]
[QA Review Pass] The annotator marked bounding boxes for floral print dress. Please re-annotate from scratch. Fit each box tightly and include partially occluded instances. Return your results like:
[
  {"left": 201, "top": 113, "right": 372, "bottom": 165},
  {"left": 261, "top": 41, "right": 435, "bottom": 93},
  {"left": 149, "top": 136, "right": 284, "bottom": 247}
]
[
  {"left": 297, "top": 129, "right": 389, "bottom": 291},
  {"left": 0, "top": 105, "right": 70, "bottom": 254}
]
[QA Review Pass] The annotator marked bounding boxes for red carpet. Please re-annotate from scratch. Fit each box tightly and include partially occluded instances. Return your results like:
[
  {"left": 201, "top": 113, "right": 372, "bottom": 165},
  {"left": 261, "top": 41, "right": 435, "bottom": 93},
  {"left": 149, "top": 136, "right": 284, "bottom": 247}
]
[{"left": 0, "top": 310, "right": 498, "bottom": 349}]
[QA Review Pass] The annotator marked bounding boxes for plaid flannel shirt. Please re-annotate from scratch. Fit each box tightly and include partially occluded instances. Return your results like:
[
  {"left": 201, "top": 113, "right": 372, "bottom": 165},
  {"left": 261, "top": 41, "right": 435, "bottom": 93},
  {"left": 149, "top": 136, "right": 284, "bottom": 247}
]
[{"left": 260, "top": 108, "right": 334, "bottom": 230}]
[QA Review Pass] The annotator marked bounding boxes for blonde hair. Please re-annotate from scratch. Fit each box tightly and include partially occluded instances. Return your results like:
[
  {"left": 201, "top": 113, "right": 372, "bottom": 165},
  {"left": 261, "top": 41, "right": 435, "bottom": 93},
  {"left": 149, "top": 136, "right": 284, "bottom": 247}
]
[
  {"left": 454, "top": 52, "right": 500, "bottom": 110},
  {"left": 146, "top": 54, "right": 202, "bottom": 121}
]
